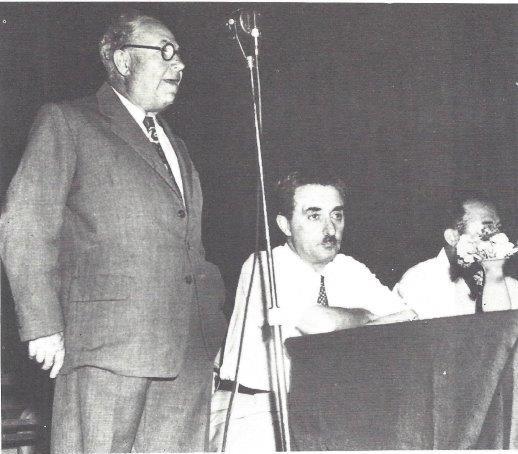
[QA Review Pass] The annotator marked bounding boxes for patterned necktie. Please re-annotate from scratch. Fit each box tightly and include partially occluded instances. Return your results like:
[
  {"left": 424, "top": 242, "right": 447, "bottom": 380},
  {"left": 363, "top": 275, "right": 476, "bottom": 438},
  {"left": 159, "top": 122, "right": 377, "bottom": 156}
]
[
  {"left": 317, "top": 275, "right": 329, "bottom": 307},
  {"left": 143, "top": 116, "right": 175, "bottom": 181}
]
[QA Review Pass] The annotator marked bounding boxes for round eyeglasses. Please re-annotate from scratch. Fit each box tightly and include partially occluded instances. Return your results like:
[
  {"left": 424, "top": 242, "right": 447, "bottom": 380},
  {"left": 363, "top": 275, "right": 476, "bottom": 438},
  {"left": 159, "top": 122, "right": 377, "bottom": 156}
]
[{"left": 120, "top": 42, "right": 178, "bottom": 61}]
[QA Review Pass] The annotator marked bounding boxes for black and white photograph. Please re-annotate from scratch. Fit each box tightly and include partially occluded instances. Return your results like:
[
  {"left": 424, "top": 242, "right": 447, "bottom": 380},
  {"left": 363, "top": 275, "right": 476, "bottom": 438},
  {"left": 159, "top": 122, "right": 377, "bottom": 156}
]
[{"left": 2, "top": 2, "right": 518, "bottom": 452}]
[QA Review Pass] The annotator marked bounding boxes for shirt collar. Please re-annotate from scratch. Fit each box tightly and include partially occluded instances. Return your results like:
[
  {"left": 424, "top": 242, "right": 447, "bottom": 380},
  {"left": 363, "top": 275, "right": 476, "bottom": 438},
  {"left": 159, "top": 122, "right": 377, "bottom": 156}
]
[{"left": 111, "top": 86, "right": 155, "bottom": 126}]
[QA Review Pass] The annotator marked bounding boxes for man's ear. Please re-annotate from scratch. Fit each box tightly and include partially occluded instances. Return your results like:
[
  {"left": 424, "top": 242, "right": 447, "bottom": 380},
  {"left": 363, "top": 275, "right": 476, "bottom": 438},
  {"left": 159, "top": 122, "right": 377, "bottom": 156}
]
[
  {"left": 276, "top": 214, "right": 291, "bottom": 237},
  {"left": 444, "top": 228, "right": 459, "bottom": 247},
  {"left": 113, "top": 49, "right": 131, "bottom": 77}
]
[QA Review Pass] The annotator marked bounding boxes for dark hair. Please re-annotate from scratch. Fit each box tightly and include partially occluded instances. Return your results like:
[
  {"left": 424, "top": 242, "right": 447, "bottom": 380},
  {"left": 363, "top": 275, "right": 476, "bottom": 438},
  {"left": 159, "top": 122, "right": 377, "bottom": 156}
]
[
  {"left": 275, "top": 168, "right": 348, "bottom": 218},
  {"left": 442, "top": 190, "right": 498, "bottom": 233}
]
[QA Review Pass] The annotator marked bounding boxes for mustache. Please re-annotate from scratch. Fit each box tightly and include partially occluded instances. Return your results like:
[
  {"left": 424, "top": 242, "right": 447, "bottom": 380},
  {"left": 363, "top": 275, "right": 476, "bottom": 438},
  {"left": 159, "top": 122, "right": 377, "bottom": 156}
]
[{"left": 322, "top": 235, "right": 338, "bottom": 246}]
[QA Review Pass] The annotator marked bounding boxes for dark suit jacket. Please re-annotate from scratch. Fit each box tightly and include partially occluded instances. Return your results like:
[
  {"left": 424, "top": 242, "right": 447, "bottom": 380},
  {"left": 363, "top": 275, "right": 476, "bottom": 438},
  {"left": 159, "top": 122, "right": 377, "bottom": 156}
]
[{"left": 1, "top": 83, "right": 226, "bottom": 377}]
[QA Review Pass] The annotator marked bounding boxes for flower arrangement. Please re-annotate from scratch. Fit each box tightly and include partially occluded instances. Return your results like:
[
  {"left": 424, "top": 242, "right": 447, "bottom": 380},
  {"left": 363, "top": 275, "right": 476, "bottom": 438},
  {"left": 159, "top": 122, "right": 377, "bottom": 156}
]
[{"left": 456, "top": 225, "right": 518, "bottom": 268}]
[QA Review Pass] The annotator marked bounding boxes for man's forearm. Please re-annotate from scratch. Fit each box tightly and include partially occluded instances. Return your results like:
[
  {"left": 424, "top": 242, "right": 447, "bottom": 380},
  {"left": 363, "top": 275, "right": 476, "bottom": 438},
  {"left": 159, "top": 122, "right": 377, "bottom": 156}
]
[
  {"left": 367, "top": 309, "right": 417, "bottom": 325},
  {"left": 295, "top": 307, "right": 373, "bottom": 335}
]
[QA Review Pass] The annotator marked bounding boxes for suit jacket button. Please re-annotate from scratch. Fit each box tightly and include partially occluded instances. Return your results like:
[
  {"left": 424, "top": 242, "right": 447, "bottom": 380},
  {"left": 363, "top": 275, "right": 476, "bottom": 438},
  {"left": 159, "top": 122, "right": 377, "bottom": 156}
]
[
  {"left": 177, "top": 209, "right": 186, "bottom": 218},
  {"left": 185, "top": 275, "right": 193, "bottom": 284}
]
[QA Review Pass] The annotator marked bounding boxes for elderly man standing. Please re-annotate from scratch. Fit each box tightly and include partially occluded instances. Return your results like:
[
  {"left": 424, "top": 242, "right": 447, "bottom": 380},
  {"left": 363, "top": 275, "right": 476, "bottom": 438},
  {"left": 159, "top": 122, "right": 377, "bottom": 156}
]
[
  {"left": 394, "top": 195, "right": 518, "bottom": 319},
  {"left": 210, "top": 169, "right": 415, "bottom": 451},
  {"left": 0, "top": 10, "right": 225, "bottom": 453}
]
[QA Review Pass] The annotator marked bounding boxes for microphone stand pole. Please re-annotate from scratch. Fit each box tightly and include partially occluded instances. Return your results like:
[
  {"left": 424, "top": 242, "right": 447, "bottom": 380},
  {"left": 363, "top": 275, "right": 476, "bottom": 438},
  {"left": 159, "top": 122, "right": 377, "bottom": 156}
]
[{"left": 229, "top": 13, "right": 291, "bottom": 451}]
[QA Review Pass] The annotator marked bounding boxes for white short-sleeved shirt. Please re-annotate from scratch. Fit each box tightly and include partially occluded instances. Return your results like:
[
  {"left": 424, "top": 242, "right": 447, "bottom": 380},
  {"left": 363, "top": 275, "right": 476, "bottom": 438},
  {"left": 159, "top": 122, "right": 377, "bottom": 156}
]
[
  {"left": 394, "top": 248, "right": 518, "bottom": 320},
  {"left": 218, "top": 244, "right": 408, "bottom": 391}
]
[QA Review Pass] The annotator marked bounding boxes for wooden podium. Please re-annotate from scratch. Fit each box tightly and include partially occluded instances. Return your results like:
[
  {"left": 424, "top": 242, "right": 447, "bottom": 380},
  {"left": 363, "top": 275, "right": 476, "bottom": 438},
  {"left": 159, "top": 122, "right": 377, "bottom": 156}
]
[{"left": 286, "top": 310, "right": 518, "bottom": 450}]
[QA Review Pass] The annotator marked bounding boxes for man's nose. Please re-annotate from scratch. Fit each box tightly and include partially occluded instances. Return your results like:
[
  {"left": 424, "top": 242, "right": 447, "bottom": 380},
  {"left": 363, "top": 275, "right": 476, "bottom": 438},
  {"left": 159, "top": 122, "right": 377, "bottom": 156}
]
[
  {"left": 323, "top": 218, "right": 336, "bottom": 235},
  {"left": 171, "top": 55, "right": 185, "bottom": 72}
]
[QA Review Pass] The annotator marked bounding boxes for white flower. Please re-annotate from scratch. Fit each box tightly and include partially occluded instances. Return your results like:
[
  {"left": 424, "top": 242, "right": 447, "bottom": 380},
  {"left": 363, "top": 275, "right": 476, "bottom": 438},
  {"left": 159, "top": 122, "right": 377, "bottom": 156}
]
[
  {"left": 490, "top": 232, "right": 509, "bottom": 244},
  {"left": 490, "top": 233, "right": 517, "bottom": 258},
  {"left": 456, "top": 234, "right": 477, "bottom": 266},
  {"left": 477, "top": 240, "right": 495, "bottom": 259},
  {"left": 457, "top": 231, "right": 518, "bottom": 265}
]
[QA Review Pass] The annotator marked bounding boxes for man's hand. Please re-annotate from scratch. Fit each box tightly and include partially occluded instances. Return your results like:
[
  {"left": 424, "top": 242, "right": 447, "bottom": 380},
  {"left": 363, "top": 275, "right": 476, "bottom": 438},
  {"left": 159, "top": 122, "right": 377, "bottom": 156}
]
[
  {"left": 480, "top": 258, "right": 506, "bottom": 282},
  {"left": 28, "top": 332, "right": 65, "bottom": 379}
]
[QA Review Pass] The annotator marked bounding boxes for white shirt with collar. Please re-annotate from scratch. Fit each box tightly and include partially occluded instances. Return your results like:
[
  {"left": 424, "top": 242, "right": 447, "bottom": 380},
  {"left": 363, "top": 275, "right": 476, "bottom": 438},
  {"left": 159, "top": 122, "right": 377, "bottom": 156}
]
[
  {"left": 218, "top": 243, "right": 408, "bottom": 391},
  {"left": 394, "top": 248, "right": 518, "bottom": 320},
  {"left": 112, "top": 87, "right": 185, "bottom": 202}
]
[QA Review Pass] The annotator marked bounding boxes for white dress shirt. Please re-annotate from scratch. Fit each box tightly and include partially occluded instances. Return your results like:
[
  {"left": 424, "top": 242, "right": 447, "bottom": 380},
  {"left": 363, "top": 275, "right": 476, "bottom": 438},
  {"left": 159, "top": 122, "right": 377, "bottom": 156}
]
[
  {"left": 112, "top": 88, "right": 185, "bottom": 202},
  {"left": 218, "top": 243, "right": 408, "bottom": 391},
  {"left": 394, "top": 248, "right": 518, "bottom": 320}
]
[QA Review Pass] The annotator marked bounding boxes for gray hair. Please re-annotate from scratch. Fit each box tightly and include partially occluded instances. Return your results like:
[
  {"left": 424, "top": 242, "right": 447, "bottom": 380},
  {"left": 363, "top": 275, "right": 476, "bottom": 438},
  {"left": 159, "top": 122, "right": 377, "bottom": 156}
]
[
  {"left": 99, "top": 10, "right": 160, "bottom": 81},
  {"left": 441, "top": 193, "right": 500, "bottom": 234}
]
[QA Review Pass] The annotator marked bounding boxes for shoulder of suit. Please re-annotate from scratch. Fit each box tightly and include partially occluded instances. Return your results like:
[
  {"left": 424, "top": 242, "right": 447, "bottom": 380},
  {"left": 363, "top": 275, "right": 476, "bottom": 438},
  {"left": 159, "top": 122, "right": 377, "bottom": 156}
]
[
  {"left": 41, "top": 89, "right": 97, "bottom": 111},
  {"left": 36, "top": 91, "right": 98, "bottom": 124},
  {"left": 69, "top": 91, "right": 98, "bottom": 110}
]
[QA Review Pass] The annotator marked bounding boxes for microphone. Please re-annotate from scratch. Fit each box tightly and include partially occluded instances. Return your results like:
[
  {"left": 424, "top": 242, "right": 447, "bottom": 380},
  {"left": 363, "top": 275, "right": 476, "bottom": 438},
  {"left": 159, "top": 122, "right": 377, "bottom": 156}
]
[{"left": 226, "top": 9, "right": 260, "bottom": 37}]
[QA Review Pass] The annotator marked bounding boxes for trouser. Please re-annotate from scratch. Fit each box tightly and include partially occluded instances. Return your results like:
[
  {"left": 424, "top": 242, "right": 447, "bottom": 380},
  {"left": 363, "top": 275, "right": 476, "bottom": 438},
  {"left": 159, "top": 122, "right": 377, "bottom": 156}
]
[
  {"left": 51, "top": 363, "right": 212, "bottom": 453},
  {"left": 209, "top": 389, "right": 281, "bottom": 452}
]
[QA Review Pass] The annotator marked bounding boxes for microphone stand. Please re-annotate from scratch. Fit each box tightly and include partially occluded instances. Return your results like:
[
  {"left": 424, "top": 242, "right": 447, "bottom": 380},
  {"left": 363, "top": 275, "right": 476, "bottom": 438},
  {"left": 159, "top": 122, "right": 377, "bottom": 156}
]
[{"left": 226, "top": 11, "right": 291, "bottom": 452}]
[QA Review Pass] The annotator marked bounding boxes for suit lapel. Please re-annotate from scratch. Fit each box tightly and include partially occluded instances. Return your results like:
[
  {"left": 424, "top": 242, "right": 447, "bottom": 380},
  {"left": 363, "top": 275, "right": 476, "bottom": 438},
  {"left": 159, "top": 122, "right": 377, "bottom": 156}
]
[
  {"left": 157, "top": 114, "right": 193, "bottom": 212},
  {"left": 96, "top": 83, "right": 178, "bottom": 194}
]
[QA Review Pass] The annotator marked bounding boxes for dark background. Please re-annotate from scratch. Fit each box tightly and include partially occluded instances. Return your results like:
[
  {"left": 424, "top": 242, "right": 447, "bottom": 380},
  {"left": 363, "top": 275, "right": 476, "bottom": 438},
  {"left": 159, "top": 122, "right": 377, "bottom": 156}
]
[{"left": 1, "top": 2, "right": 518, "bottom": 451}]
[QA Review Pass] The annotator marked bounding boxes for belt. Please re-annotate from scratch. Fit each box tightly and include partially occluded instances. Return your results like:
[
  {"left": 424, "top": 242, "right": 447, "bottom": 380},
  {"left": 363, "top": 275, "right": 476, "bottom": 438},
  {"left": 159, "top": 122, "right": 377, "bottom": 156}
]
[{"left": 215, "top": 377, "right": 269, "bottom": 395}]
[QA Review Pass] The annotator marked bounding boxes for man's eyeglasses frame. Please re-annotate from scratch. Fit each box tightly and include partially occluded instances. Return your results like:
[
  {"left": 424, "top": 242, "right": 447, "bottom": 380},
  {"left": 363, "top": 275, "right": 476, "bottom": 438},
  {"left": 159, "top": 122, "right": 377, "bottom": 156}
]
[{"left": 120, "top": 42, "right": 178, "bottom": 61}]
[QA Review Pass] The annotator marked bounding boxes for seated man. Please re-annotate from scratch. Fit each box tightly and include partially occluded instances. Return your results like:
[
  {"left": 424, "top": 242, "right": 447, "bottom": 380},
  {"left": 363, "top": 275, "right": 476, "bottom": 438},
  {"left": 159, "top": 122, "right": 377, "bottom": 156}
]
[
  {"left": 394, "top": 194, "right": 518, "bottom": 319},
  {"left": 210, "top": 169, "right": 415, "bottom": 451}
]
